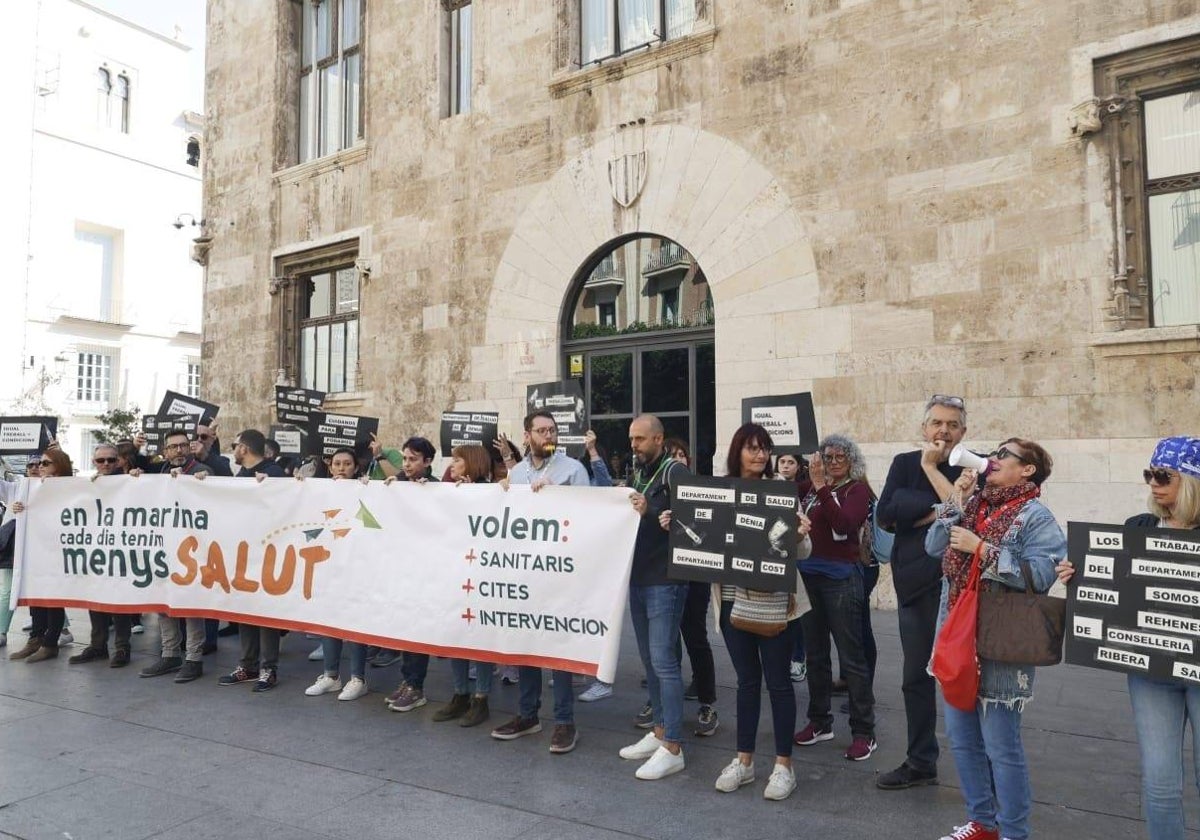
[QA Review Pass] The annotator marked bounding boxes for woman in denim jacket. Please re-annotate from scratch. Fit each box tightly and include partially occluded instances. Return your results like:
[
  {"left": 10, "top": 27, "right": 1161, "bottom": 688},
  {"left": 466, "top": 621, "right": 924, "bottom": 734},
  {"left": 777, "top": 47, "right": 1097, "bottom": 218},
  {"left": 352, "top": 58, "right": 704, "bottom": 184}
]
[{"left": 924, "top": 438, "right": 1067, "bottom": 840}]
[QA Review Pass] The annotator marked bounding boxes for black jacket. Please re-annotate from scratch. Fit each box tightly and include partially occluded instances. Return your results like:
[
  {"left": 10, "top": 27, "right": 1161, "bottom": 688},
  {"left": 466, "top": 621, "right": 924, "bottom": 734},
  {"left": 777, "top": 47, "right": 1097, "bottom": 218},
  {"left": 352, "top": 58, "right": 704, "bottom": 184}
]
[
  {"left": 630, "top": 452, "right": 688, "bottom": 587},
  {"left": 876, "top": 450, "right": 962, "bottom": 606}
]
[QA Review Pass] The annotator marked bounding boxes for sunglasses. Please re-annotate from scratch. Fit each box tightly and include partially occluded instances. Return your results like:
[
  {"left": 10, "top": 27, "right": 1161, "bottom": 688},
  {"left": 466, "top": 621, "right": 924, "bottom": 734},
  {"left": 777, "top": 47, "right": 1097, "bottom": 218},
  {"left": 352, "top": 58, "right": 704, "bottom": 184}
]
[
  {"left": 929, "top": 394, "right": 966, "bottom": 409},
  {"left": 94, "top": 457, "right": 118, "bottom": 464},
  {"left": 989, "top": 446, "right": 1031, "bottom": 465},
  {"left": 1144, "top": 468, "right": 1176, "bottom": 486},
  {"left": 39, "top": 459, "right": 53, "bottom": 467},
  {"left": 198, "top": 433, "right": 212, "bottom": 441}
]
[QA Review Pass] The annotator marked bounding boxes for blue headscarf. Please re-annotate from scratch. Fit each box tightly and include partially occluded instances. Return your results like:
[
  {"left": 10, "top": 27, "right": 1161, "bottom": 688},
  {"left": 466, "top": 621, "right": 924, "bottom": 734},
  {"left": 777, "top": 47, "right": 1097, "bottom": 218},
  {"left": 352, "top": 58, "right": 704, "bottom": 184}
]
[{"left": 1151, "top": 437, "right": 1200, "bottom": 479}]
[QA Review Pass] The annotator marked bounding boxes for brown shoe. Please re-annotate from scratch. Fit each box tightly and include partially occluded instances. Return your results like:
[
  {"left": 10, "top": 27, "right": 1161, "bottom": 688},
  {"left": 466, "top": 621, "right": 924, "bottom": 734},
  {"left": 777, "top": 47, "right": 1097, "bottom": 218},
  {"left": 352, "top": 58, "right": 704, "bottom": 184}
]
[
  {"left": 549, "top": 724, "right": 578, "bottom": 754},
  {"left": 9, "top": 638, "right": 41, "bottom": 660},
  {"left": 25, "top": 645, "right": 59, "bottom": 663},
  {"left": 432, "top": 693, "right": 471, "bottom": 722},
  {"left": 459, "top": 695, "right": 490, "bottom": 728}
]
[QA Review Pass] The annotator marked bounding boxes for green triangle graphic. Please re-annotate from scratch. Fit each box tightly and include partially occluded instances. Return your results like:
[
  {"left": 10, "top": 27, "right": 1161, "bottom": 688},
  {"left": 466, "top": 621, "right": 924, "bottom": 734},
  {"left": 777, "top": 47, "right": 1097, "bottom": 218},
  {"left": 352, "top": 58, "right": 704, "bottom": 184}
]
[{"left": 355, "top": 501, "right": 382, "bottom": 529}]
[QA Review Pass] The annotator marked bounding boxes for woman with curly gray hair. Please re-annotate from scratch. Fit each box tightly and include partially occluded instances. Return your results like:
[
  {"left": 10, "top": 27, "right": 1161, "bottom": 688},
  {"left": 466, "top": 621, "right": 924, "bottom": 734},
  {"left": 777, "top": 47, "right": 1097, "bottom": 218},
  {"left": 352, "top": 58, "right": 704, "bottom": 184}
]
[{"left": 792, "top": 433, "right": 879, "bottom": 762}]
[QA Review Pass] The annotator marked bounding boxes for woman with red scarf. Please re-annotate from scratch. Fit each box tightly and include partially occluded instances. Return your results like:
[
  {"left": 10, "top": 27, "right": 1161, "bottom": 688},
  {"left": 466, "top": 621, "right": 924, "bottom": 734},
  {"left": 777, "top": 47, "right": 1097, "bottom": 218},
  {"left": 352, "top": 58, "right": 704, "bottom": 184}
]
[{"left": 924, "top": 438, "right": 1066, "bottom": 840}]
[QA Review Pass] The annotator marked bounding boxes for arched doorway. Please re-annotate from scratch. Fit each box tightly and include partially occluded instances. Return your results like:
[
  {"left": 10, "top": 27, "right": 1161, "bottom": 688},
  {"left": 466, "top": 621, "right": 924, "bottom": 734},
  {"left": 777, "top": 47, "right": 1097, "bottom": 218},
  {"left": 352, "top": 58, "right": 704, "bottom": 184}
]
[{"left": 562, "top": 234, "right": 715, "bottom": 478}]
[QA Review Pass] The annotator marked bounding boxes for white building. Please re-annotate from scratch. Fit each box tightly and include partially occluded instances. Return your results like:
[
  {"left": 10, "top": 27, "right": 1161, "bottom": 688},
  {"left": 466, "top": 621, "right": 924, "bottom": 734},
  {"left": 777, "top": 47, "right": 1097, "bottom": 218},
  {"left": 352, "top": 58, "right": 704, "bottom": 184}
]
[{"left": 1, "top": 0, "right": 204, "bottom": 471}]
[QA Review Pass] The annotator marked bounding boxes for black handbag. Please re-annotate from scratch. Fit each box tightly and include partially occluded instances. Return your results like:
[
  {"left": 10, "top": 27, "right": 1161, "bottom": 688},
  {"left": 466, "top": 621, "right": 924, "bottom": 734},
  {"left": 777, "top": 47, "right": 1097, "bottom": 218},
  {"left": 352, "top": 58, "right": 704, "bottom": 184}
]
[{"left": 976, "top": 559, "right": 1066, "bottom": 666}]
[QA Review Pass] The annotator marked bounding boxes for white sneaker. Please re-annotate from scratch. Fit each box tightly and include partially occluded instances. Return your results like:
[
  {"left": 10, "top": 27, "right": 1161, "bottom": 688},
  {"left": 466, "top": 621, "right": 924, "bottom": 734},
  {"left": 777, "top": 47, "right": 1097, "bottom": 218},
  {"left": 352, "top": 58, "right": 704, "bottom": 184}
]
[
  {"left": 59, "top": 630, "right": 74, "bottom": 646},
  {"left": 635, "top": 745, "right": 685, "bottom": 780},
  {"left": 714, "top": 758, "right": 755, "bottom": 792},
  {"left": 308, "top": 644, "right": 324, "bottom": 661},
  {"left": 579, "top": 681, "right": 613, "bottom": 702},
  {"left": 131, "top": 624, "right": 145, "bottom": 635},
  {"left": 790, "top": 660, "right": 807, "bottom": 682},
  {"left": 619, "top": 731, "right": 664, "bottom": 760},
  {"left": 304, "top": 674, "right": 342, "bottom": 696},
  {"left": 337, "top": 676, "right": 368, "bottom": 701},
  {"left": 763, "top": 763, "right": 796, "bottom": 800}
]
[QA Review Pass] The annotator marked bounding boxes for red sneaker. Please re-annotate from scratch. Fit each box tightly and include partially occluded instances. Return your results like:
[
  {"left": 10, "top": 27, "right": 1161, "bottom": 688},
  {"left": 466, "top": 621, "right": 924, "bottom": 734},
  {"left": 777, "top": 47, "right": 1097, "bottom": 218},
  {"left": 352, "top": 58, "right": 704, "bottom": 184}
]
[{"left": 937, "top": 822, "right": 999, "bottom": 840}]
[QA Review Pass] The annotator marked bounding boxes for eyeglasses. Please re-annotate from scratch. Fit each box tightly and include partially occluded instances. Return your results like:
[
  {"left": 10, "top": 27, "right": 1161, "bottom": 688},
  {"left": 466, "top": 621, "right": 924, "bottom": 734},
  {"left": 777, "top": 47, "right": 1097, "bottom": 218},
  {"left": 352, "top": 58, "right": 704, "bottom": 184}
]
[
  {"left": 990, "top": 446, "right": 1031, "bottom": 464},
  {"left": 198, "top": 434, "right": 212, "bottom": 441},
  {"left": 1144, "top": 468, "right": 1176, "bottom": 486},
  {"left": 530, "top": 426, "right": 557, "bottom": 436},
  {"left": 928, "top": 394, "right": 966, "bottom": 409},
  {"left": 821, "top": 452, "right": 848, "bottom": 463},
  {"left": 93, "top": 457, "right": 118, "bottom": 464},
  {"left": 164, "top": 443, "right": 189, "bottom": 451}
]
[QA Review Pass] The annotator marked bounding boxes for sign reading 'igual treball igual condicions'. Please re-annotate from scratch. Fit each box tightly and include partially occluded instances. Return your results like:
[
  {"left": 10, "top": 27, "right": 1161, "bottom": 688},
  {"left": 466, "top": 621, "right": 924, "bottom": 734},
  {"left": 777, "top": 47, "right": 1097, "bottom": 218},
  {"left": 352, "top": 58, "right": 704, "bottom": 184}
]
[
  {"left": 1066, "top": 522, "right": 1200, "bottom": 684},
  {"left": 13, "top": 478, "right": 639, "bottom": 681}
]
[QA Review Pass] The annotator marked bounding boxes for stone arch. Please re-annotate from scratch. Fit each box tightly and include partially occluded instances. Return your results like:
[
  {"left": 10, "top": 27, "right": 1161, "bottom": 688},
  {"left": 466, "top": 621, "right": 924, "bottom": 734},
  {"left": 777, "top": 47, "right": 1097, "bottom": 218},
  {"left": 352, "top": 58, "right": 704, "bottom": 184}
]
[{"left": 469, "top": 124, "right": 819, "bottom": 446}]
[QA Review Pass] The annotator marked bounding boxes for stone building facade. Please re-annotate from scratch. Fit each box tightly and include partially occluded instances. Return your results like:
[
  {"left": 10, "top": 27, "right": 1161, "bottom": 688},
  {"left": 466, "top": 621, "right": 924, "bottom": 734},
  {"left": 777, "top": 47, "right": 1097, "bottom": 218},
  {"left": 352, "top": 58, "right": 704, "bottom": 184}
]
[{"left": 202, "top": 1, "right": 1200, "bottom": 531}]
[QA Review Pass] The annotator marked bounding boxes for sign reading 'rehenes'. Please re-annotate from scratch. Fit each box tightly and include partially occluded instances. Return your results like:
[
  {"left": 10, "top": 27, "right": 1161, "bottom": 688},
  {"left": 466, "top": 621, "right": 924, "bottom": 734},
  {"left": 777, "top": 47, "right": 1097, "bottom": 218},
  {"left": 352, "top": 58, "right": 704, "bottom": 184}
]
[
  {"left": 1066, "top": 522, "right": 1200, "bottom": 684},
  {"left": 668, "top": 474, "right": 798, "bottom": 593}
]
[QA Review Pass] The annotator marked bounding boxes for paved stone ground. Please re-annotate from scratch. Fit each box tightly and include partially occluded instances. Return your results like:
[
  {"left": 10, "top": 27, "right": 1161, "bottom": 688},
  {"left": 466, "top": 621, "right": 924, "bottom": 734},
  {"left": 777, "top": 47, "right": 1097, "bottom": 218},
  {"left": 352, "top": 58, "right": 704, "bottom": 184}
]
[{"left": 0, "top": 607, "right": 1183, "bottom": 840}]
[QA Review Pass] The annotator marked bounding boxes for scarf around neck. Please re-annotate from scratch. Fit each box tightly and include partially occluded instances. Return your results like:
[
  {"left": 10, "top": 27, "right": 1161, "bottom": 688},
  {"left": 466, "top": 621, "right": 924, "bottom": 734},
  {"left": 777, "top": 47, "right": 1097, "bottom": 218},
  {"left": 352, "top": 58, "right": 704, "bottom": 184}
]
[{"left": 943, "top": 480, "right": 1040, "bottom": 608}]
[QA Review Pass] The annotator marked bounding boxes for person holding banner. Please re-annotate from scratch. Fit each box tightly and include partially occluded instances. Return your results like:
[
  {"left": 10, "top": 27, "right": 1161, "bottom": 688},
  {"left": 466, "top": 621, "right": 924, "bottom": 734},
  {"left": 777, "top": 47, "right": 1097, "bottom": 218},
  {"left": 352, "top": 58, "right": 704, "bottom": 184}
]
[
  {"left": 926, "top": 438, "right": 1065, "bottom": 840},
  {"left": 1057, "top": 436, "right": 1200, "bottom": 840},
  {"left": 794, "top": 434, "right": 877, "bottom": 762},
  {"left": 433, "top": 444, "right": 498, "bottom": 727},
  {"left": 304, "top": 448, "right": 372, "bottom": 702},
  {"left": 690, "top": 423, "right": 810, "bottom": 801},
  {"left": 9, "top": 448, "right": 73, "bottom": 663},
  {"left": 491, "top": 411, "right": 590, "bottom": 753}
]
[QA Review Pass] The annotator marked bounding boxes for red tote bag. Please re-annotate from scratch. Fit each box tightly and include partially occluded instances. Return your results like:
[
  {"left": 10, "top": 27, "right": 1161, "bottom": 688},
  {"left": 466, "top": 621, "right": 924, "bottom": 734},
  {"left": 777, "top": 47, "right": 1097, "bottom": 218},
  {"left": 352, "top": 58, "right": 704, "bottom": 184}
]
[{"left": 931, "top": 546, "right": 982, "bottom": 712}]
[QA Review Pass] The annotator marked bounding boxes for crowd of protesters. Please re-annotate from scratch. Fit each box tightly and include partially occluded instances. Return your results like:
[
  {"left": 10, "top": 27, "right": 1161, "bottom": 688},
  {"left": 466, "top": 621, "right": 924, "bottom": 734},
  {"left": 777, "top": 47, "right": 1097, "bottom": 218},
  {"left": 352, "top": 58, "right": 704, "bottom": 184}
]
[{"left": 2, "top": 396, "right": 1198, "bottom": 840}]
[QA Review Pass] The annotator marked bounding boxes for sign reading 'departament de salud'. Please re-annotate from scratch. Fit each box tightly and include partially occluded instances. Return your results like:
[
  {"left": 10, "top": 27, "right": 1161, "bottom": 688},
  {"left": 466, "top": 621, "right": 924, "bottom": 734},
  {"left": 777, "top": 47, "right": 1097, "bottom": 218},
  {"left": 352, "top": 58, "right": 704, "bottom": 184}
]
[
  {"left": 668, "top": 475, "right": 799, "bottom": 593},
  {"left": 439, "top": 411, "right": 500, "bottom": 457},
  {"left": 1065, "top": 522, "right": 1200, "bottom": 684}
]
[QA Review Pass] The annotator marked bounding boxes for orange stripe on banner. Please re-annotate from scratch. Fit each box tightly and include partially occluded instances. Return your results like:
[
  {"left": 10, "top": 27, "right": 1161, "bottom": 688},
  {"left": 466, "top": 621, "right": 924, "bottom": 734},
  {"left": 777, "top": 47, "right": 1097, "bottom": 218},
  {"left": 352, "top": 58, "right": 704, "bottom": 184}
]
[{"left": 16, "top": 598, "right": 599, "bottom": 676}]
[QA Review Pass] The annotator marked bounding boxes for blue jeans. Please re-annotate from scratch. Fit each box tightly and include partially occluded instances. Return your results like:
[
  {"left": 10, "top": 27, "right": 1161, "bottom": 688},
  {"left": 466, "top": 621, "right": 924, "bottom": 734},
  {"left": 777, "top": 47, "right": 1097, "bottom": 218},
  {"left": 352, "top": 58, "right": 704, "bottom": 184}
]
[
  {"left": 451, "top": 659, "right": 493, "bottom": 695},
  {"left": 630, "top": 583, "right": 688, "bottom": 743},
  {"left": 518, "top": 667, "right": 574, "bottom": 724},
  {"left": 944, "top": 701, "right": 1031, "bottom": 840},
  {"left": 1128, "top": 673, "right": 1200, "bottom": 840},
  {"left": 321, "top": 637, "right": 368, "bottom": 680},
  {"left": 719, "top": 601, "right": 798, "bottom": 758},
  {"left": 401, "top": 652, "right": 429, "bottom": 690}
]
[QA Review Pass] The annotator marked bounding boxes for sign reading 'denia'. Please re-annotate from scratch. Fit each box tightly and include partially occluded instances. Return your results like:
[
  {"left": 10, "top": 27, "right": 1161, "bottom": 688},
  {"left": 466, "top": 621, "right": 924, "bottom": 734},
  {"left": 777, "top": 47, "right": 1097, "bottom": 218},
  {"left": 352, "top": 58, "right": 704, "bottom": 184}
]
[
  {"left": 275, "top": 386, "right": 325, "bottom": 427},
  {"left": 741, "top": 393, "right": 819, "bottom": 456},
  {"left": 668, "top": 475, "right": 799, "bottom": 593},
  {"left": 527, "top": 381, "right": 586, "bottom": 458},
  {"left": 157, "top": 390, "right": 220, "bottom": 426},
  {"left": 439, "top": 411, "right": 500, "bottom": 457},
  {"left": 0, "top": 416, "right": 58, "bottom": 457},
  {"left": 141, "top": 415, "right": 198, "bottom": 456},
  {"left": 1065, "top": 522, "right": 1200, "bottom": 684},
  {"left": 306, "top": 411, "right": 379, "bottom": 458}
]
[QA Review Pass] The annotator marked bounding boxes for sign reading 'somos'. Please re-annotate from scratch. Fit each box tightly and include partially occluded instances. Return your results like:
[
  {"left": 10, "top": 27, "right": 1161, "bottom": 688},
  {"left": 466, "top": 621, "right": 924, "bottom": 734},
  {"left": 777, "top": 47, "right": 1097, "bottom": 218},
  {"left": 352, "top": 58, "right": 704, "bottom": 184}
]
[{"left": 1065, "top": 522, "right": 1200, "bottom": 683}]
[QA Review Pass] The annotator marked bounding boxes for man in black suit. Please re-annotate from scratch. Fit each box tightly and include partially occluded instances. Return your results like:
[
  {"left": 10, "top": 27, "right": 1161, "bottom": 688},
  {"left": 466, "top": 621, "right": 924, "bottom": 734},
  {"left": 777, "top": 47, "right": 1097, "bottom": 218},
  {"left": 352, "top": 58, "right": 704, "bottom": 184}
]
[{"left": 875, "top": 395, "right": 967, "bottom": 790}]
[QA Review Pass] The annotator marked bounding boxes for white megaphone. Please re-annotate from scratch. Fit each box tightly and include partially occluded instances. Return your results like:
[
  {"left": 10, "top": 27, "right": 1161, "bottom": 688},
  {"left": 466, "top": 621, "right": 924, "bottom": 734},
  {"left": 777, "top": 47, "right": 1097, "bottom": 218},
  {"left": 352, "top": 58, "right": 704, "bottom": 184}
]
[{"left": 948, "top": 444, "right": 992, "bottom": 475}]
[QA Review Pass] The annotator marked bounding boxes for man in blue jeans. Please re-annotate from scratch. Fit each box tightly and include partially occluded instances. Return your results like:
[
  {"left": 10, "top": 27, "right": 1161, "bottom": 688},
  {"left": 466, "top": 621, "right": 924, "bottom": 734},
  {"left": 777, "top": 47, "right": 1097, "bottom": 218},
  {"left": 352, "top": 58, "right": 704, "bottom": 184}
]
[
  {"left": 617, "top": 414, "right": 689, "bottom": 780},
  {"left": 490, "top": 411, "right": 590, "bottom": 753}
]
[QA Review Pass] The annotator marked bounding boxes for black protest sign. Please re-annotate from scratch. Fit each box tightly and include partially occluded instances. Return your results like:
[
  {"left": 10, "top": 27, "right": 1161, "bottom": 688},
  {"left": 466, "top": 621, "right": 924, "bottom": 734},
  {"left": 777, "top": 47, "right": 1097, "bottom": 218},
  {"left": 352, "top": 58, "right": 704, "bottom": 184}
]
[
  {"left": 270, "top": 425, "right": 306, "bottom": 456},
  {"left": 307, "top": 411, "right": 378, "bottom": 458},
  {"left": 275, "top": 386, "right": 325, "bottom": 427},
  {"left": 0, "top": 416, "right": 58, "bottom": 456},
  {"left": 668, "top": 475, "right": 799, "bottom": 593},
  {"left": 1065, "top": 522, "right": 1200, "bottom": 684},
  {"left": 527, "top": 380, "right": 587, "bottom": 457},
  {"left": 439, "top": 411, "right": 500, "bottom": 456},
  {"left": 157, "top": 390, "right": 220, "bottom": 426},
  {"left": 741, "top": 393, "right": 819, "bottom": 456},
  {"left": 141, "top": 415, "right": 198, "bottom": 456}
]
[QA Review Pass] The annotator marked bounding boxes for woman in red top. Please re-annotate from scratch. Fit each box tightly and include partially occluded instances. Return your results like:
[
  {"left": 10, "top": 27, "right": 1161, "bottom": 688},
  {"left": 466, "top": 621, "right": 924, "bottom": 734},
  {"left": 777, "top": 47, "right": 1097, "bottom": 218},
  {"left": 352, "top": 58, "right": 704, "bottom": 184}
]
[{"left": 792, "top": 433, "right": 878, "bottom": 762}]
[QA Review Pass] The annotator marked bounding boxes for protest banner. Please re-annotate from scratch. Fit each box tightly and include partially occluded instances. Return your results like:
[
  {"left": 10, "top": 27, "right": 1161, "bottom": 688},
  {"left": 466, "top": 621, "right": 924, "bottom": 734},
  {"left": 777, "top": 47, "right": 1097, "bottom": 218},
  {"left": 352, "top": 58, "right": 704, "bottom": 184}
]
[
  {"left": 527, "top": 381, "right": 586, "bottom": 457},
  {"left": 439, "top": 411, "right": 500, "bottom": 457},
  {"left": 1065, "top": 522, "right": 1200, "bottom": 683},
  {"left": 275, "top": 386, "right": 325, "bottom": 427},
  {"left": 157, "top": 390, "right": 220, "bottom": 426},
  {"left": 668, "top": 475, "right": 798, "bottom": 593},
  {"left": 14, "top": 478, "right": 639, "bottom": 681},
  {"left": 740, "top": 393, "right": 818, "bottom": 456},
  {"left": 306, "top": 411, "right": 378, "bottom": 458},
  {"left": 141, "top": 415, "right": 199, "bottom": 456},
  {"left": 270, "top": 425, "right": 305, "bottom": 456},
  {"left": 0, "top": 417, "right": 58, "bottom": 457}
]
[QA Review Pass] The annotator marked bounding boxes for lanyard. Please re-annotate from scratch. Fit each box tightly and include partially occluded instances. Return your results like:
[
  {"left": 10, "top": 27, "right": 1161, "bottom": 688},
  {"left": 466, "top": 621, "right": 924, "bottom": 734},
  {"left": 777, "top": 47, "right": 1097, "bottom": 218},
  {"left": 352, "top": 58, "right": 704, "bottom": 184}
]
[{"left": 633, "top": 457, "right": 671, "bottom": 495}]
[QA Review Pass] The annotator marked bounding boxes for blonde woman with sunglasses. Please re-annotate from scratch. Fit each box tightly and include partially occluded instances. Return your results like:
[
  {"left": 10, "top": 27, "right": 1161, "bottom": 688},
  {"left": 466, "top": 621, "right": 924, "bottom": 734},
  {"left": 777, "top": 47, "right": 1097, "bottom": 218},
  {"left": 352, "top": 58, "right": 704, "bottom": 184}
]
[{"left": 1058, "top": 436, "right": 1200, "bottom": 840}]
